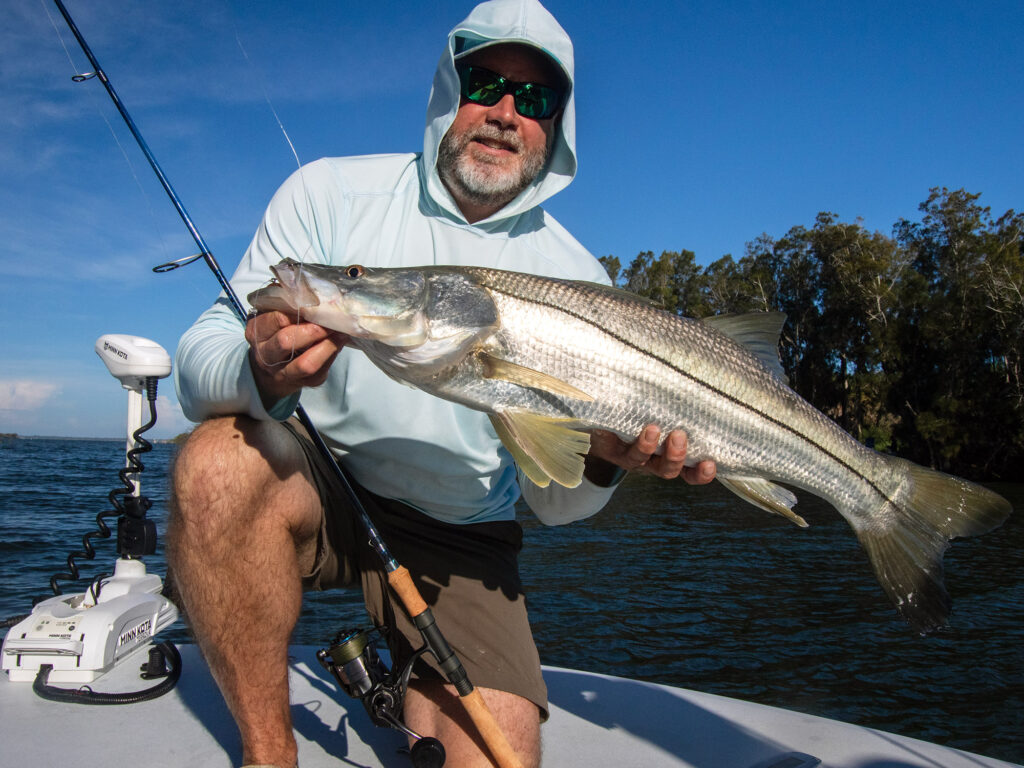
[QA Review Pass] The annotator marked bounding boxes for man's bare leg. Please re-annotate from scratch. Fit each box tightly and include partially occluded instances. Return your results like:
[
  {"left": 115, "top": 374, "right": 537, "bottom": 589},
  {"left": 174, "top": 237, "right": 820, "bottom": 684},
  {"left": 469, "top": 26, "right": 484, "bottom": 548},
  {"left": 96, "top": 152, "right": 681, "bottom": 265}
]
[
  {"left": 168, "top": 416, "right": 323, "bottom": 768},
  {"left": 405, "top": 682, "right": 541, "bottom": 768}
]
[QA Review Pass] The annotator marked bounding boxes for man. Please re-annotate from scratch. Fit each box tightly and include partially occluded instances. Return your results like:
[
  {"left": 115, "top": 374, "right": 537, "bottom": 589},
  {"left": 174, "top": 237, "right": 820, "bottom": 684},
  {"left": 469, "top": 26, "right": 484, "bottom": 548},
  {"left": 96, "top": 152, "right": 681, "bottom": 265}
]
[{"left": 170, "top": 1, "right": 715, "bottom": 767}]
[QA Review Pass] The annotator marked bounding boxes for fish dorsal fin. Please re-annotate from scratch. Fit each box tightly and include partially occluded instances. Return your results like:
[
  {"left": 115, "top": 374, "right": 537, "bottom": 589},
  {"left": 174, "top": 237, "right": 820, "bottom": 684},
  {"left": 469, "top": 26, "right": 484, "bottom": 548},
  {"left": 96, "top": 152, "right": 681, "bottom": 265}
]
[
  {"left": 702, "top": 312, "right": 788, "bottom": 382},
  {"left": 717, "top": 474, "right": 807, "bottom": 527},
  {"left": 488, "top": 410, "right": 591, "bottom": 488},
  {"left": 479, "top": 353, "right": 594, "bottom": 401}
]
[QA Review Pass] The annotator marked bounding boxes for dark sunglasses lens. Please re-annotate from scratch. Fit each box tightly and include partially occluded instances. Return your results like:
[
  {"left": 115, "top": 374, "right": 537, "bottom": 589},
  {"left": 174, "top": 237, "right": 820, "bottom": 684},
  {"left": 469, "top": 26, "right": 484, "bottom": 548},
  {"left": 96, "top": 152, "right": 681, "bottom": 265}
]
[
  {"left": 513, "top": 84, "right": 560, "bottom": 119},
  {"left": 460, "top": 67, "right": 504, "bottom": 106}
]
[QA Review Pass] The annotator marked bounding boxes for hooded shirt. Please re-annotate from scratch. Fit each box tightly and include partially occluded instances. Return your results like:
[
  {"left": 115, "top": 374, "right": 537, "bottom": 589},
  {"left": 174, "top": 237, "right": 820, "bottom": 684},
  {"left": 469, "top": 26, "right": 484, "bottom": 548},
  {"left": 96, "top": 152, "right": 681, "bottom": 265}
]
[{"left": 175, "top": 0, "right": 616, "bottom": 525}]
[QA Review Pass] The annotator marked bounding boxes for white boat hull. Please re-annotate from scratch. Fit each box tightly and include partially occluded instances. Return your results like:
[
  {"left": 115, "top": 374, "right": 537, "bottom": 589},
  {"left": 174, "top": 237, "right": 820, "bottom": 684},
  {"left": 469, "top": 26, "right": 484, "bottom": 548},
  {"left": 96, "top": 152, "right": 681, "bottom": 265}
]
[{"left": 0, "top": 644, "right": 1017, "bottom": 767}]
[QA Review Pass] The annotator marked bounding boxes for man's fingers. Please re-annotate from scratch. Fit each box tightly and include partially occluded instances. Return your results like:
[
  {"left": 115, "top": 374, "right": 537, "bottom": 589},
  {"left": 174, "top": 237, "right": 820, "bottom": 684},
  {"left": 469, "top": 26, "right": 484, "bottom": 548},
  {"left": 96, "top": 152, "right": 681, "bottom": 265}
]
[
  {"left": 634, "top": 424, "right": 660, "bottom": 453},
  {"left": 682, "top": 460, "right": 717, "bottom": 485},
  {"left": 283, "top": 334, "right": 346, "bottom": 384},
  {"left": 645, "top": 430, "right": 687, "bottom": 479},
  {"left": 589, "top": 425, "right": 718, "bottom": 483},
  {"left": 247, "top": 312, "right": 340, "bottom": 369},
  {"left": 245, "top": 310, "right": 291, "bottom": 347},
  {"left": 623, "top": 425, "right": 660, "bottom": 468},
  {"left": 247, "top": 311, "right": 297, "bottom": 367},
  {"left": 266, "top": 324, "right": 332, "bottom": 365},
  {"left": 663, "top": 431, "right": 687, "bottom": 462}
]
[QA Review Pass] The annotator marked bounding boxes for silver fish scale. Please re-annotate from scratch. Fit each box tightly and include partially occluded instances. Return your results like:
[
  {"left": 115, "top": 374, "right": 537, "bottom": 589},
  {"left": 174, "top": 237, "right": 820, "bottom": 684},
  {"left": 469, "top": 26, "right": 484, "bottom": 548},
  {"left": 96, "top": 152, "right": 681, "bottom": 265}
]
[{"left": 433, "top": 268, "right": 902, "bottom": 528}]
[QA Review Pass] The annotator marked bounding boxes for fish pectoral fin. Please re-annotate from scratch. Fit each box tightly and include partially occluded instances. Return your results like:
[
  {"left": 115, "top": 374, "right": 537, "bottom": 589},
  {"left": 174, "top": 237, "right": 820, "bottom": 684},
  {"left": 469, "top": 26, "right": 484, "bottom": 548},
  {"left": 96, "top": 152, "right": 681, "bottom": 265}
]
[
  {"left": 702, "top": 312, "right": 789, "bottom": 383},
  {"left": 479, "top": 353, "right": 594, "bottom": 402},
  {"left": 717, "top": 475, "right": 807, "bottom": 527},
  {"left": 489, "top": 410, "right": 591, "bottom": 489}
]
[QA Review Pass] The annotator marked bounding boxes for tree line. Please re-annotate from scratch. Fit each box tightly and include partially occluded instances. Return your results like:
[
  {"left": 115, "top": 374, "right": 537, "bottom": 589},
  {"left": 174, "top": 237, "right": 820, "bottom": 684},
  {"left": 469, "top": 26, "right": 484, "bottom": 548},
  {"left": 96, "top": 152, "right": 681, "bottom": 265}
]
[{"left": 599, "top": 188, "right": 1023, "bottom": 481}]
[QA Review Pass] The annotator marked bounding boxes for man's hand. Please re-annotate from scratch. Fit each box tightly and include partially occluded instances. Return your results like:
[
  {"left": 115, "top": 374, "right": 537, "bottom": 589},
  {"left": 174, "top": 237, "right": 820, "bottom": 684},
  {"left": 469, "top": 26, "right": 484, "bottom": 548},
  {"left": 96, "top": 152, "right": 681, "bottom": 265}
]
[
  {"left": 586, "top": 425, "right": 716, "bottom": 486},
  {"left": 245, "top": 310, "right": 349, "bottom": 404}
]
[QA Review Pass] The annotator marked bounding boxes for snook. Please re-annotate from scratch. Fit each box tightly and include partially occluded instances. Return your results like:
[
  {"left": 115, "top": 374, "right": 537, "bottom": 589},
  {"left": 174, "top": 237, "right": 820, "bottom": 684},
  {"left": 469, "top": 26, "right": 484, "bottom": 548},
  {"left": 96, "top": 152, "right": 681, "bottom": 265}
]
[{"left": 249, "top": 258, "right": 1012, "bottom": 633}]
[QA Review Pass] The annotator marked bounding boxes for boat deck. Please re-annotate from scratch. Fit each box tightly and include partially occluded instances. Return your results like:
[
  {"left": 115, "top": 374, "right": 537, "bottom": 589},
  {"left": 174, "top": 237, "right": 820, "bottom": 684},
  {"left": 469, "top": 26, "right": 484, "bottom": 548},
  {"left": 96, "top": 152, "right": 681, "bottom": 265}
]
[{"left": 1, "top": 644, "right": 1017, "bottom": 767}]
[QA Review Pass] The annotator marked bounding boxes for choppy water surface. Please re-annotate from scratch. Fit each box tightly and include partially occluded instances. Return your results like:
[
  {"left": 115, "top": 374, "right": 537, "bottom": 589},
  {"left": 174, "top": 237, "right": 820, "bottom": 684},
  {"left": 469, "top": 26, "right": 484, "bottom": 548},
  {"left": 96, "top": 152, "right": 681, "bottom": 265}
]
[{"left": 1, "top": 437, "right": 1021, "bottom": 762}]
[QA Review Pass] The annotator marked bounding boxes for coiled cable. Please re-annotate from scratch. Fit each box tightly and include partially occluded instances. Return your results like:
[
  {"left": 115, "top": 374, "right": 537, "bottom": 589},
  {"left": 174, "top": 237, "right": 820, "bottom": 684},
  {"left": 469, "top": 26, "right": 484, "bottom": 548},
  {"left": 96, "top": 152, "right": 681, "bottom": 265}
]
[{"left": 47, "top": 378, "right": 158, "bottom": 598}]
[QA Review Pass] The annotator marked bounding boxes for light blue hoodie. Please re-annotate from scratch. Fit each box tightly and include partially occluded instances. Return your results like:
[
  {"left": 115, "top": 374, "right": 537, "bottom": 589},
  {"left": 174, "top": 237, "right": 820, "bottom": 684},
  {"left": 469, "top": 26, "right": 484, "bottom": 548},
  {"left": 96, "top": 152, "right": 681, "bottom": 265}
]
[{"left": 175, "top": 0, "right": 616, "bottom": 525}]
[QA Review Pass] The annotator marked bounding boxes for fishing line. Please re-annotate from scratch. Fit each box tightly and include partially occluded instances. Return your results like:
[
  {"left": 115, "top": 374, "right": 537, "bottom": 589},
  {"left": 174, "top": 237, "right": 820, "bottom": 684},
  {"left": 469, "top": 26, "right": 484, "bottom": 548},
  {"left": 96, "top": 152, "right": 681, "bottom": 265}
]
[
  {"left": 225, "top": 0, "right": 318, "bottom": 262},
  {"left": 233, "top": 32, "right": 303, "bottom": 171}
]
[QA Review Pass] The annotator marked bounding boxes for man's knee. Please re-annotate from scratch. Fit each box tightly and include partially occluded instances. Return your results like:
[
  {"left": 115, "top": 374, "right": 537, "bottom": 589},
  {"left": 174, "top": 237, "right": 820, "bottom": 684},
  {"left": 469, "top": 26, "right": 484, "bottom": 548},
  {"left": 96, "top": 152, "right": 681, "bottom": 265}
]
[
  {"left": 171, "top": 416, "right": 312, "bottom": 531},
  {"left": 177, "top": 414, "right": 287, "bottom": 473}
]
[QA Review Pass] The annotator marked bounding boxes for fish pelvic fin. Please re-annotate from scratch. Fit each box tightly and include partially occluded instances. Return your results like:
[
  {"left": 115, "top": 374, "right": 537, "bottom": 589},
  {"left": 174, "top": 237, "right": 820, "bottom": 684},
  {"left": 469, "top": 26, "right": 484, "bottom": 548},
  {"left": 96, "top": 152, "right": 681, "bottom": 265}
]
[
  {"left": 702, "top": 312, "right": 788, "bottom": 382},
  {"left": 717, "top": 475, "right": 808, "bottom": 527},
  {"left": 489, "top": 410, "right": 591, "bottom": 489},
  {"left": 479, "top": 353, "right": 594, "bottom": 401},
  {"left": 855, "top": 458, "right": 1011, "bottom": 634}
]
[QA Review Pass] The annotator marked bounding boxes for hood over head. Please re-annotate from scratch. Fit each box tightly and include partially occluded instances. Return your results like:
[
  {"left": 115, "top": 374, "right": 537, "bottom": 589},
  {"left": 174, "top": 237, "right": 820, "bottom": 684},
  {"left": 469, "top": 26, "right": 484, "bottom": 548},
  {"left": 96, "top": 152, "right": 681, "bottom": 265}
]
[{"left": 421, "top": 0, "right": 577, "bottom": 225}]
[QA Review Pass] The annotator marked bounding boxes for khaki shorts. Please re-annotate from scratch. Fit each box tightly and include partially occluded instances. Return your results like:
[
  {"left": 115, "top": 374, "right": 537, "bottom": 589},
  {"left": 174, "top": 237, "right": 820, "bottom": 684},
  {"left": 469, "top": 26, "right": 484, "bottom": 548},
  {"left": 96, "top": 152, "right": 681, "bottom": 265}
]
[{"left": 282, "top": 420, "right": 548, "bottom": 716}]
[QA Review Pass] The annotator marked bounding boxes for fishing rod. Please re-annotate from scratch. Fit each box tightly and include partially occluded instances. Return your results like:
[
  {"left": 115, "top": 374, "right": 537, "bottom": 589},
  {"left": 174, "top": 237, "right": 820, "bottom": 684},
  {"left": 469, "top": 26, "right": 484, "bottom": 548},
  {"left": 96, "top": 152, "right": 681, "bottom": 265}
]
[{"left": 50, "top": 3, "right": 522, "bottom": 766}]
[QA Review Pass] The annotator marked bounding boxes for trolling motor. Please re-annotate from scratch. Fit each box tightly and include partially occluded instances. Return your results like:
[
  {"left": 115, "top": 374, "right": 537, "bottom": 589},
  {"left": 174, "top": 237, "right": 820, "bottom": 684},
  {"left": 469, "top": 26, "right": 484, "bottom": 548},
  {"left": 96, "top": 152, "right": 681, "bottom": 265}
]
[
  {"left": 1, "top": 335, "right": 180, "bottom": 701},
  {"left": 318, "top": 627, "right": 446, "bottom": 768}
]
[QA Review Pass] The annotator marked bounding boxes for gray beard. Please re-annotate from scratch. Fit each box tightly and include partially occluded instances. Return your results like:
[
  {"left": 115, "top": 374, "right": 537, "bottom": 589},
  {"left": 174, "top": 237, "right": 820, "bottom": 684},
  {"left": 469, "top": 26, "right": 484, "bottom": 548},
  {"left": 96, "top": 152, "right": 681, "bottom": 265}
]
[{"left": 437, "top": 124, "right": 549, "bottom": 210}]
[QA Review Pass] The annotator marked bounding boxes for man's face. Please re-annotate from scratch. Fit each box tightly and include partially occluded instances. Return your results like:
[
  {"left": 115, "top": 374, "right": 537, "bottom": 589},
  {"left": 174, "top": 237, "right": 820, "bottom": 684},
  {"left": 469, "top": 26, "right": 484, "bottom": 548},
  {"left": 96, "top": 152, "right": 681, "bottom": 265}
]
[{"left": 437, "top": 43, "right": 563, "bottom": 221}]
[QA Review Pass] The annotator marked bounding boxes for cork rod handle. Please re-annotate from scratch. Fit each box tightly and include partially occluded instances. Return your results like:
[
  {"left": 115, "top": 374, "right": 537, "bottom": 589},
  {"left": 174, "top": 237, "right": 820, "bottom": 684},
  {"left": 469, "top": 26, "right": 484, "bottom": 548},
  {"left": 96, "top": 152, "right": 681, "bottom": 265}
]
[{"left": 387, "top": 566, "right": 525, "bottom": 768}]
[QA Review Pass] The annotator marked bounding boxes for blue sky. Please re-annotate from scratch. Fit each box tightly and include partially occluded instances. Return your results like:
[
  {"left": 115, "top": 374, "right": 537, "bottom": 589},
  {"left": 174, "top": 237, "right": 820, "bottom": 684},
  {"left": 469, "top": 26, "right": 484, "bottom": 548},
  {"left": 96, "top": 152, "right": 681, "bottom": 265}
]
[{"left": 2, "top": 0, "right": 1021, "bottom": 439}]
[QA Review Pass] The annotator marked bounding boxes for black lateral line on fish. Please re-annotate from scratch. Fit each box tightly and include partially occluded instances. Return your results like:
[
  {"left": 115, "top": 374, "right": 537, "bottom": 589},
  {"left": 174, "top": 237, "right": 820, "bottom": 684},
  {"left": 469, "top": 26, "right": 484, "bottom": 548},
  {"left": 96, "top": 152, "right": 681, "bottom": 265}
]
[{"left": 485, "top": 281, "right": 896, "bottom": 510}]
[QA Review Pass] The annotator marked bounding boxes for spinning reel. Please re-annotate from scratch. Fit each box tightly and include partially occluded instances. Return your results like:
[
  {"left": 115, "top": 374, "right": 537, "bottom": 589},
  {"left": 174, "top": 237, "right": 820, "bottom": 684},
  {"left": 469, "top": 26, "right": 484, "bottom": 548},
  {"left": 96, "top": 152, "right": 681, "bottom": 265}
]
[{"left": 318, "top": 627, "right": 446, "bottom": 767}]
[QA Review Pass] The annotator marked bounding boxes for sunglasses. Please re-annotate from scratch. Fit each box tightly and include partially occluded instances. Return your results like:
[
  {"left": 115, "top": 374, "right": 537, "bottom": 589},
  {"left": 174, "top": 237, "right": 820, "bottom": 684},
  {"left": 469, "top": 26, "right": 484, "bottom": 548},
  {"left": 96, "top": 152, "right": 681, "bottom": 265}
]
[{"left": 456, "top": 64, "right": 564, "bottom": 120}]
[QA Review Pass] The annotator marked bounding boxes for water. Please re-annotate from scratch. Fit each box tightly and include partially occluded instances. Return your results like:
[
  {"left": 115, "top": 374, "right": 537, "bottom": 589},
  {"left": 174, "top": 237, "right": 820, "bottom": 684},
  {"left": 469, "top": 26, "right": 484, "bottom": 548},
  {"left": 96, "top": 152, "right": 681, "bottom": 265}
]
[{"left": 1, "top": 437, "right": 1021, "bottom": 763}]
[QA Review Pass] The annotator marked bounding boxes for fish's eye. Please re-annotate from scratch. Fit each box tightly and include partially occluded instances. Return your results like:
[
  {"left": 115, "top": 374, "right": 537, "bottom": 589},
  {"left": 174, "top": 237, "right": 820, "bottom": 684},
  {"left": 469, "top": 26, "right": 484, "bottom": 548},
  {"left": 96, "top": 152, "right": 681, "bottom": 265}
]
[{"left": 345, "top": 265, "right": 365, "bottom": 279}]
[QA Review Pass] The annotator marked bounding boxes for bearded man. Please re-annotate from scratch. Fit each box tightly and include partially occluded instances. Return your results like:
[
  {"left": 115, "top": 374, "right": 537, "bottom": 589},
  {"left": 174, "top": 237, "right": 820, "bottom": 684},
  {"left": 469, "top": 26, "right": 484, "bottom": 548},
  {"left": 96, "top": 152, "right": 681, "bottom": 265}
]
[{"left": 170, "top": 1, "right": 715, "bottom": 767}]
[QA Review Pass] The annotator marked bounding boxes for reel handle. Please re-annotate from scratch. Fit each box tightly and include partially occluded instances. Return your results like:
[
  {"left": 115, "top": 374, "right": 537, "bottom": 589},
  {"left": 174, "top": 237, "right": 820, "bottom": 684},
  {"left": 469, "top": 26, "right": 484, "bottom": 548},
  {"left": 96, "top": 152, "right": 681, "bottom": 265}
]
[{"left": 410, "top": 737, "right": 446, "bottom": 768}]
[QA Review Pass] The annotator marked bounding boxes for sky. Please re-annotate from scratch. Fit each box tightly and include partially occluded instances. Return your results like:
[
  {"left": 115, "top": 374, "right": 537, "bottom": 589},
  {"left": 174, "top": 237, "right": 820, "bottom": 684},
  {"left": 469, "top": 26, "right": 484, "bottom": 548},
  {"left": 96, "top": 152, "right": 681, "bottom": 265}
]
[{"left": 1, "top": 0, "right": 1021, "bottom": 439}]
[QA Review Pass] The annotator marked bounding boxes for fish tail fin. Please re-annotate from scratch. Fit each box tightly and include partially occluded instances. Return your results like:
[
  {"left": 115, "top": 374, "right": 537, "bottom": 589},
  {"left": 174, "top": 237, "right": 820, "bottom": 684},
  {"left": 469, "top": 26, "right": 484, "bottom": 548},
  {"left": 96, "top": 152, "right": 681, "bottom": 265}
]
[{"left": 856, "top": 458, "right": 1011, "bottom": 634}]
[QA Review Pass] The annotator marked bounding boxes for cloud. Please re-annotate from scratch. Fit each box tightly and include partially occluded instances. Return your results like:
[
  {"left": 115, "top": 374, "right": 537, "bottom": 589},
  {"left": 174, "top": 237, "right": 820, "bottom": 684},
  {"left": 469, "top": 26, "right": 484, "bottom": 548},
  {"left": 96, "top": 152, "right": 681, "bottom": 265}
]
[
  {"left": 0, "top": 379, "right": 60, "bottom": 411},
  {"left": 154, "top": 394, "right": 196, "bottom": 438}
]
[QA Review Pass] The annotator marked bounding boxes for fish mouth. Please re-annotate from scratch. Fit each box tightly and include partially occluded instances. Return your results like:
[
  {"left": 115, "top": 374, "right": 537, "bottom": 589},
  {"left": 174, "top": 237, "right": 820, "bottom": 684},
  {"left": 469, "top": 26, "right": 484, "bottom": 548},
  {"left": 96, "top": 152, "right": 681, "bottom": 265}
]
[
  {"left": 270, "top": 262, "right": 321, "bottom": 309},
  {"left": 247, "top": 263, "right": 322, "bottom": 316}
]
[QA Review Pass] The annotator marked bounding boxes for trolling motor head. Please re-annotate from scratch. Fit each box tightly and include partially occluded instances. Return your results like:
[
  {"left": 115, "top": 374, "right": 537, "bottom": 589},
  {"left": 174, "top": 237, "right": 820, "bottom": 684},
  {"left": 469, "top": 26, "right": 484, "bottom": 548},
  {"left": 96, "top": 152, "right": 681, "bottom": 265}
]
[{"left": 95, "top": 334, "right": 171, "bottom": 390}]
